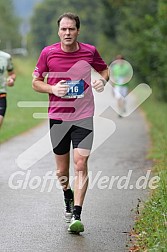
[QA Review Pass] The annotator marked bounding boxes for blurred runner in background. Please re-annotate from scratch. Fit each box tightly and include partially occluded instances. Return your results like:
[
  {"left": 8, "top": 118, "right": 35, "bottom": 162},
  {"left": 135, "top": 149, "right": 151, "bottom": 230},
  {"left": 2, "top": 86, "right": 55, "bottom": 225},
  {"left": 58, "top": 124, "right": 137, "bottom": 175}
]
[
  {"left": 0, "top": 50, "right": 16, "bottom": 128},
  {"left": 110, "top": 55, "right": 132, "bottom": 117}
]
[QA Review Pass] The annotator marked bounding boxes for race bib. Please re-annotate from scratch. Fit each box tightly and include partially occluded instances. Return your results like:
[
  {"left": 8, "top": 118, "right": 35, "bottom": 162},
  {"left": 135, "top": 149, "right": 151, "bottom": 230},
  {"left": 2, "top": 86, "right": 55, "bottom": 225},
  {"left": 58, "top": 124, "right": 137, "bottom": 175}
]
[{"left": 63, "top": 80, "right": 84, "bottom": 98}]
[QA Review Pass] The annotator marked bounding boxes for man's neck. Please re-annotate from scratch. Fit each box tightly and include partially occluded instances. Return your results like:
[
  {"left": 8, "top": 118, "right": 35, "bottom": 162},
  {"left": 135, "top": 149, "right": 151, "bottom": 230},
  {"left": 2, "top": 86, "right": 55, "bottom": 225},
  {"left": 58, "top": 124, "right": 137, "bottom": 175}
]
[{"left": 61, "top": 42, "right": 79, "bottom": 52}]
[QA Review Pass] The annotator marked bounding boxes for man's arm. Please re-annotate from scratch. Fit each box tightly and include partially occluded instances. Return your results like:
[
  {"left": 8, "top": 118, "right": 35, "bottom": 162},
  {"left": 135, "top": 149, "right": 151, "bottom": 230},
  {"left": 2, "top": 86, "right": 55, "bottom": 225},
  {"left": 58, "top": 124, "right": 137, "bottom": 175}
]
[
  {"left": 92, "top": 67, "right": 109, "bottom": 92},
  {"left": 32, "top": 77, "right": 69, "bottom": 97},
  {"left": 7, "top": 70, "right": 16, "bottom": 87},
  {"left": 32, "top": 77, "right": 52, "bottom": 94},
  {"left": 98, "top": 67, "right": 110, "bottom": 83}
]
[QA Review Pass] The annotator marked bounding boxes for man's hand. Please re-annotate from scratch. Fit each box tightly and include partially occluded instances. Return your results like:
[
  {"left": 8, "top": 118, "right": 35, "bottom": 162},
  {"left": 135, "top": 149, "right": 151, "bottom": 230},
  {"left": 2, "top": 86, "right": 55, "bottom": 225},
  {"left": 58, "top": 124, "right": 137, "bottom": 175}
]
[
  {"left": 92, "top": 79, "right": 105, "bottom": 92},
  {"left": 51, "top": 80, "right": 69, "bottom": 97},
  {"left": 7, "top": 77, "right": 15, "bottom": 87}
]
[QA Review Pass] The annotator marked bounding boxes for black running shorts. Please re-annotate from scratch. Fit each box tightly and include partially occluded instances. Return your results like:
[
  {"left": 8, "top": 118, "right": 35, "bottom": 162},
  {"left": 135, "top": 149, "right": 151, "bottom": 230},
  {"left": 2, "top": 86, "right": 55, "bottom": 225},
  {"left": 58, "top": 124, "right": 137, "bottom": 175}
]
[
  {"left": 0, "top": 95, "right": 7, "bottom": 117},
  {"left": 49, "top": 117, "right": 94, "bottom": 155}
]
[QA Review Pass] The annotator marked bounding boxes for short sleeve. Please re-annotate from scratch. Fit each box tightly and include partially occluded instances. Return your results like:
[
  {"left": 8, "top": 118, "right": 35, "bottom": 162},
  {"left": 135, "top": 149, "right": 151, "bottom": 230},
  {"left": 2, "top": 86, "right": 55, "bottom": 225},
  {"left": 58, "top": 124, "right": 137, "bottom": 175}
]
[
  {"left": 33, "top": 48, "right": 49, "bottom": 79},
  {"left": 92, "top": 48, "right": 108, "bottom": 72},
  {"left": 7, "top": 56, "right": 14, "bottom": 72}
]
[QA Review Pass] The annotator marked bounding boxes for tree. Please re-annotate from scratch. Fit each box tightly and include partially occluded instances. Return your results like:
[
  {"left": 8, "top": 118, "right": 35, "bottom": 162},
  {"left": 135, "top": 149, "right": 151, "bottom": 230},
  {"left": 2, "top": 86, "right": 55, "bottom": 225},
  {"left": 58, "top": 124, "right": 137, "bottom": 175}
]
[
  {"left": 29, "top": 0, "right": 102, "bottom": 54},
  {"left": 0, "top": 0, "right": 21, "bottom": 49},
  {"left": 115, "top": 0, "right": 167, "bottom": 101},
  {"left": 101, "top": 0, "right": 167, "bottom": 101},
  {"left": 29, "top": 0, "right": 167, "bottom": 100},
  {"left": 155, "top": 0, "right": 167, "bottom": 100}
]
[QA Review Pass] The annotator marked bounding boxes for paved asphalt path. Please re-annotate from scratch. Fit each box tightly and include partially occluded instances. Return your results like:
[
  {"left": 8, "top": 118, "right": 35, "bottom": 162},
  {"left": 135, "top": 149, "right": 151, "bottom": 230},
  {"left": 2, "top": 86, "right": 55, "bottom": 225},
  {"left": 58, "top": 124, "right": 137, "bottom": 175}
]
[{"left": 0, "top": 87, "right": 152, "bottom": 252}]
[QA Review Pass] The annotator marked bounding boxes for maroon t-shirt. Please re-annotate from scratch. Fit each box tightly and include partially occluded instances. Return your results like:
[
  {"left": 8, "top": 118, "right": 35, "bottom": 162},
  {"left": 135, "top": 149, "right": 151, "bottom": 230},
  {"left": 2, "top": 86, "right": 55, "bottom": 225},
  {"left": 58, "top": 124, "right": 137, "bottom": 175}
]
[{"left": 34, "top": 42, "right": 107, "bottom": 121}]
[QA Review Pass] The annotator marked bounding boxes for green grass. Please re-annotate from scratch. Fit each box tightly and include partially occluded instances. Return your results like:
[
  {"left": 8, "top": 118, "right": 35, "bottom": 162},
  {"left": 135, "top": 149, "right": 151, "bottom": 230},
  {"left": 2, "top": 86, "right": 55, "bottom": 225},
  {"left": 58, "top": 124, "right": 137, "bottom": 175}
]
[
  {"left": 0, "top": 57, "right": 48, "bottom": 143},
  {"left": 132, "top": 93, "right": 167, "bottom": 251}
]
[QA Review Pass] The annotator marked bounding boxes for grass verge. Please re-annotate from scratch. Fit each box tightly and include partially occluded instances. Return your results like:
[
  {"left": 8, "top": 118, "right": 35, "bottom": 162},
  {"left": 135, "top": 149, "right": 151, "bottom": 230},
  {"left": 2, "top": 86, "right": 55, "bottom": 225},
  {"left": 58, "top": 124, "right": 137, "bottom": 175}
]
[
  {"left": 0, "top": 56, "right": 48, "bottom": 143},
  {"left": 130, "top": 94, "right": 167, "bottom": 251}
]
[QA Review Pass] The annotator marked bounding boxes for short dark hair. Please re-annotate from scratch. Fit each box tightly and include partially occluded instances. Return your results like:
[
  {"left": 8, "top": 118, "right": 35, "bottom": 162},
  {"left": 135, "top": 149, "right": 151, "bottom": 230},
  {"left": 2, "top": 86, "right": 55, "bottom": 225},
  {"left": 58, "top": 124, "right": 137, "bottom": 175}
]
[
  {"left": 57, "top": 12, "right": 80, "bottom": 29},
  {"left": 116, "top": 55, "right": 124, "bottom": 60}
]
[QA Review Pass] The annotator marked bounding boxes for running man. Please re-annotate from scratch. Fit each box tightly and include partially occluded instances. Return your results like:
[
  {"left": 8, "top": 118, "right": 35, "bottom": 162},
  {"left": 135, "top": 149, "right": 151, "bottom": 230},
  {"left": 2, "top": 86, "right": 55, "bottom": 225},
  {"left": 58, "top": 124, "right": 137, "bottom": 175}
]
[
  {"left": 32, "top": 12, "right": 109, "bottom": 233},
  {"left": 110, "top": 55, "right": 132, "bottom": 117},
  {"left": 0, "top": 50, "right": 16, "bottom": 128}
]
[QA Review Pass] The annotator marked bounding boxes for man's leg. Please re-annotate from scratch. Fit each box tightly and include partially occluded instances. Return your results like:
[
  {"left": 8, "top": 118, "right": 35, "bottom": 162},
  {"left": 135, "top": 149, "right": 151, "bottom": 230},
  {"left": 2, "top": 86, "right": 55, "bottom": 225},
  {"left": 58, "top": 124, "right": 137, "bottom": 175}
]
[
  {"left": 0, "top": 115, "right": 4, "bottom": 128},
  {"left": 50, "top": 119, "right": 74, "bottom": 222},
  {"left": 73, "top": 148, "right": 89, "bottom": 207},
  {"left": 0, "top": 96, "right": 6, "bottom": 128},
  {"left": 118, "top": 86, "right": 128, "bottom": 116},
  {"left": 50, "top": 119, "right": 72, "bottom": 189},
  {"left": 54, "top": 152, "right": 74, "bottom": 223},
  {"left": 55, "top": 152, "right": 70, "bottom": 190},
  {"left": 67, "top": 148, "right": 89, "bottom": 233},
  {"left": 70, "top": 118, "right": 93, "bottom": 222},
  {"left": 118, "top": 97, "right": 125, "bottom": 116}
]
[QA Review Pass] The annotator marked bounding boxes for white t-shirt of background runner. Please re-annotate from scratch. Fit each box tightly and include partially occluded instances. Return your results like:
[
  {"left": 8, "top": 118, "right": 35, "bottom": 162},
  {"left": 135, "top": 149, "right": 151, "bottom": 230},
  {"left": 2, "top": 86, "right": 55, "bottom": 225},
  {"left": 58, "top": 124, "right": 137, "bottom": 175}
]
[{"left": 0, "top": 51, "right": 14, "bottom": 94}]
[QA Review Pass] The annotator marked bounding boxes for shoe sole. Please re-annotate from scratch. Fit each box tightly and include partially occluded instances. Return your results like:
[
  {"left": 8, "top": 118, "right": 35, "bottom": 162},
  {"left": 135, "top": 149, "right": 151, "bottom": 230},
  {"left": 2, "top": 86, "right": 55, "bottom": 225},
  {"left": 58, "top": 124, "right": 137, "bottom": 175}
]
[{"left": 68, "top": 220, "right": 84, "bottom": 233}]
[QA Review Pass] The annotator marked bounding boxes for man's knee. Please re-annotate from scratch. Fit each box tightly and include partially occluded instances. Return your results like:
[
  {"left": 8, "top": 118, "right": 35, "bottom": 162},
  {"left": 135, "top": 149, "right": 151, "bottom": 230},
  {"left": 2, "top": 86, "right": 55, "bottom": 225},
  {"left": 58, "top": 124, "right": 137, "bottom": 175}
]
[
  {"left": 74, "top": 158, "right": 88, "bottom": 174},
  {"left": 56, "top": 168, "right": 68, "bottom": 178}
]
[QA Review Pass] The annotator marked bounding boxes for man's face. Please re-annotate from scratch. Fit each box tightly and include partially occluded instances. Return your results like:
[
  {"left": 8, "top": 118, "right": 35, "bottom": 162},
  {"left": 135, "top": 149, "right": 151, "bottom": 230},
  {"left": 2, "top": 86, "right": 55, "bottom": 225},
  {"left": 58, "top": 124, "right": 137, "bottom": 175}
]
[{"left": 58, "top": 17, "right": 79, "bottom": 46}]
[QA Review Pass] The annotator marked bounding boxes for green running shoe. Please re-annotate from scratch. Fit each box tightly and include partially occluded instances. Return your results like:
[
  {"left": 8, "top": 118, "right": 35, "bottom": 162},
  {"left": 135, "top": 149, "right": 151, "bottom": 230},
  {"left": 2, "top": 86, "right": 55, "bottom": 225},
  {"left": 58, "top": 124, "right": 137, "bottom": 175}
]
[{"left": 68, "top": 216, "right": 84, "bottom": 233}]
